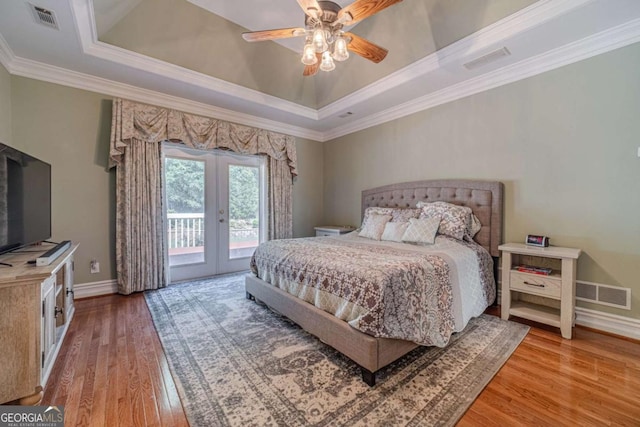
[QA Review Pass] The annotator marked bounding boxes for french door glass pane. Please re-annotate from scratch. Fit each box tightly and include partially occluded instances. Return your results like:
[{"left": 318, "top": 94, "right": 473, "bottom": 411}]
[
  {"left": 228, "top": 165, "right": 260, "bottom": 259},
  {"left": 165, "top": 157, "right": 205, "bottom": 266}
]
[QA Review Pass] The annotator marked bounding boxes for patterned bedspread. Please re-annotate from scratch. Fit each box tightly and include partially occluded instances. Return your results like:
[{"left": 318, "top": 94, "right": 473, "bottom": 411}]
[{"left": 250, "top": 234, "right": 494, "bottom": 347}]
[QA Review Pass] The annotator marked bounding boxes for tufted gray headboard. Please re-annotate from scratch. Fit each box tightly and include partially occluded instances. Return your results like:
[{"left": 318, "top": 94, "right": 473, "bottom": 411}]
[{"left": 362, "top": 179, "right": 504, "bottom": 257}]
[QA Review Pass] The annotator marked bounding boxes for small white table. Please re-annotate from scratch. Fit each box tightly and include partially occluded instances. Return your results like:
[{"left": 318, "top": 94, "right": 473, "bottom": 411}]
[
  {"left": 499, "top": 242, "right": 581, "bottom": 339},
  {"left": 314, "top": 226, "right": 356, "bottom": 237}
]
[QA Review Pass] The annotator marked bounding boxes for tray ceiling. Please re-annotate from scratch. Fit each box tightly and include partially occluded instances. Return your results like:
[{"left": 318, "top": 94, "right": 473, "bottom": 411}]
[{"left": 1, "top": 0, "right": 640, "bottom": 141}]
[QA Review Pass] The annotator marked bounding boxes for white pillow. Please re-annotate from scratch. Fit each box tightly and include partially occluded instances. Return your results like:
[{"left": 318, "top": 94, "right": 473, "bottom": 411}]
[
  {"left": 401, "top": 217, "right": 441, "bottom": 245},
  {"left": 381, "top": 221, "right": 410, "bottom": 243},
  {"left": 359, "top": 213, "right": 392, "bottom": 240}
]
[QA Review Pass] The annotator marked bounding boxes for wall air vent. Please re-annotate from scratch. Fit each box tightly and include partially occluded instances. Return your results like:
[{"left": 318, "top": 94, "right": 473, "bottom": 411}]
[
  {"left": 576, "top": 281, "right": 631, "bottom": 310},
  {"left": 29, "top": 4, "right": 59, "bottom": 30},
  {"left": 463, "top": 47, "right": 510, "bottom": 71}
]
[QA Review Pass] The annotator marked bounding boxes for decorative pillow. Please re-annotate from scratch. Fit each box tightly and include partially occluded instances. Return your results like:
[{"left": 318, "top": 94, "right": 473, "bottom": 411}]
[
  {"left": 390, "top": 208, "right": 421, "bottom": 223},
  {"left": 360, "top": 207, "right": 394, "bottom": 230},
  {"left": 361, "top": 207, "right": 420, "bottom": 228},
  {"left": 401, "top": 217, "right": 441, "bottom": 245},
  {"left": 381, "top": 221, "right": 410, "bottom": 243},
  {"left": 417, "top": 201, "right": 472, "bottom": 241},
  {"left": 359, "top": 213, "right": 392, "bottom": 240},
  {"left": 466, "top": 213, "right": 482, "bottom": 239}
]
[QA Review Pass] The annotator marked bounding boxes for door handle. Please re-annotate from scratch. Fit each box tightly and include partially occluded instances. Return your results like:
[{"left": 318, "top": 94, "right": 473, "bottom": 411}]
[{"left": 219, "top": 218, "right": 225, "bottom": 223}]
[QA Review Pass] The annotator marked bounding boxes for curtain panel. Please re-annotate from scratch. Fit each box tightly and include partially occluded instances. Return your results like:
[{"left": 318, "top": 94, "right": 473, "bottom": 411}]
[{"left": 109, "top": 98, "right": 298, "bottom": 294}]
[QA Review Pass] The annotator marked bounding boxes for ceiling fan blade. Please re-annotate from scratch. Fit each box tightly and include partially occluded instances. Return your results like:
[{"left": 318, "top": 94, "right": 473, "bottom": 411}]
[
  {"left": 297, "top": 0, "right": 323, "bottom": 19},
  {"left": 338, "top": 0, "right": 403, "bottom": 25},
  {"left": 303, "top": 63, "right": 319, "bottom": 77},
  {"left": 242, "top": 27, "right": 306, "bottom": 42},
  {"left": 345, "top": 32, "right": 388, "bottom": 63},
  {"left": 303, "top": 53, "right": 322, "bottom": 77}
]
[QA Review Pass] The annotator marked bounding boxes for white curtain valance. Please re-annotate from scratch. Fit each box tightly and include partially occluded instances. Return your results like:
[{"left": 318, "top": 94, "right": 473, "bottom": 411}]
[{"left": 109, "top": 98, "right": 298, "bottom": 176}]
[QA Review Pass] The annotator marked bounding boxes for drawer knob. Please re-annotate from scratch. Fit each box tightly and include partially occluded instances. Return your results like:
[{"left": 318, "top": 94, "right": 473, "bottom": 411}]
[{"left": 524, "top": 281, "right": 545, "bottom": 288}]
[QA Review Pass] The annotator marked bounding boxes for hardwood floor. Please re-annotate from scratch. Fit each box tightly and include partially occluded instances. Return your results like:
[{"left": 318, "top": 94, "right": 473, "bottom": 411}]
[
  {"left": 43, "top": 294, "right": 640, "bottom": 426},
  {"left": 461, "top": 309, "right": 640, "bottom": 427},
  {"left": 42, "top": 294, "right": 188, "bottom": 427}
]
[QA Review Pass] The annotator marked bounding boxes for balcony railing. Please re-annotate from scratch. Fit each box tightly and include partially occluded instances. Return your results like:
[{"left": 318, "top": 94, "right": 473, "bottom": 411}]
[
  {"left": 167, "top": 213, "right": 259, "bottom": 250},
  {"left": 168, "top": 213, "right": 204, "bottom": 249}
]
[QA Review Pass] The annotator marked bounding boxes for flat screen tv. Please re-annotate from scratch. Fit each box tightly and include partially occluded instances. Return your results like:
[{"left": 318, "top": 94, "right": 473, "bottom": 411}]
[{"left": 0, "top": 142, "right": 51, "bottom": 255}]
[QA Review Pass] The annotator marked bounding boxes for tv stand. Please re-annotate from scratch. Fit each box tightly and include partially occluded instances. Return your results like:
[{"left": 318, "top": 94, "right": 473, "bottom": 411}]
[{"left": 0, "top": 243, "right": 78, "bottom": 405}]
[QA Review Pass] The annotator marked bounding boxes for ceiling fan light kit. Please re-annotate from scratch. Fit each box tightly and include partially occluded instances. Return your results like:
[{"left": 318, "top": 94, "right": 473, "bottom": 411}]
[
  {"left": 301, "top": 39, "right": 318, "bottom": 65},
  {"left": 242, "top": 0, "right": 402, "bottom": 76},
  {"left": 320, "top": 51, "right": 336, "bottom": 71}
]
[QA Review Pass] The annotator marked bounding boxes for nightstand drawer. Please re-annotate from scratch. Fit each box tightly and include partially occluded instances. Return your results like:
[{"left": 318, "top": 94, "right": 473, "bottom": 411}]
[
  {"left": 316, "top": 230, "right": 336, "bottom": 237},
  {"left": 510, "top": 271, "right": 561, "bottom": 299}
]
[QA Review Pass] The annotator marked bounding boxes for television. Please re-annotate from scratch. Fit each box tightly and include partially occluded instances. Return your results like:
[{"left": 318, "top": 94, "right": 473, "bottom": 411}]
[{"left": 0, "top": 142, "right": 51, "bottom": 255}]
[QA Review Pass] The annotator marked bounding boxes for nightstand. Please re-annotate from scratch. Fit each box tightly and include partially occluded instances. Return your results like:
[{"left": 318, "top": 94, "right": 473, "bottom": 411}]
[
  {"left": 314, "top": 226, "right": 356, "bottom": 237},
  {"left": 499, "top": 242, "right": 582, "bottom": 339}
]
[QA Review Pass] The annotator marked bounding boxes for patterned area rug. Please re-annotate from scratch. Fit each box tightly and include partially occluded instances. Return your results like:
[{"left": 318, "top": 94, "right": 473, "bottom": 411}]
[{"left": 145, "top": 273, "right": 529, "bottom": 426}]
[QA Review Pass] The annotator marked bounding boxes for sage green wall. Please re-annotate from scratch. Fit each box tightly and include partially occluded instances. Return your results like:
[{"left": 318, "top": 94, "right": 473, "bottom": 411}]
[
  {"left": 9, "top": 76, "right": 323, "bottom": 284},
  {"left": 11, "top": 77, "right": 116, "bottom": 285},
  {"left": 293, "top": 137, "right": 324, "bottom": 238},
  {"left": 323, "top": 43, "right": 640, "bottom": 319},
  {"left": 0, "top": 63, "right": 11, "bottom": 144}
]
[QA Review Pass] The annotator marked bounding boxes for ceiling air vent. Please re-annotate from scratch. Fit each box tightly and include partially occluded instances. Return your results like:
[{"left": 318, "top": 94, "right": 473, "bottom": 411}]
[
  {"left": 29, "top": 4, "right": 59, "bottom": 30},
  {"left": 338, "top": 112, "right": 353, "bottom": 119},
  {"left": 463, "top": 47, "right": 510, "bottom": 71}
]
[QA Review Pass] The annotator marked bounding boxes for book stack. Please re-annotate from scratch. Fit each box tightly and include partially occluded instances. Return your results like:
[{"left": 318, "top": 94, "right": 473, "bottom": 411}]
[{"left": 515, "top": 264, "right": 553, "bottom": 276}]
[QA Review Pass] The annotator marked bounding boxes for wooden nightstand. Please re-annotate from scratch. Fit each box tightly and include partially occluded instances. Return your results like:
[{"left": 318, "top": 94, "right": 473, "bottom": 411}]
[
  {"left": 314, "top": 226, "right": 356, "bottom": 237},
  {"left": 499, "top": 242, "right": 581, "bottom": 339}
]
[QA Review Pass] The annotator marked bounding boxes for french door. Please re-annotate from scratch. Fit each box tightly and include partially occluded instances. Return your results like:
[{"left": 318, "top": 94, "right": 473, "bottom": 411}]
[{"left": 163, "top": 144, "right": 266, "bottom": 282}]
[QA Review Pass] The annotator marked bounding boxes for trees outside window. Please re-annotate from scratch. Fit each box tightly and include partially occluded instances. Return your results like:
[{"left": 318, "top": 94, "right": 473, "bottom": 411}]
[{"left": 165, "top": 158, "right": 259, "bottom": 230}]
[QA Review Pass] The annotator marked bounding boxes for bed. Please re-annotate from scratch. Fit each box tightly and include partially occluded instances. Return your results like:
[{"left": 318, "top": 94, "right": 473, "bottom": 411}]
[{"left": 245, "top": 179, "right": 504, "bottom": 386}]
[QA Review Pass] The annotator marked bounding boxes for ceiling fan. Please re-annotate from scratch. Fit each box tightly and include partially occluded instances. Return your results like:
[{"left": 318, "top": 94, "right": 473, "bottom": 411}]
[{"left": 242, "top": 0, "right": 403, "bottom": 76}]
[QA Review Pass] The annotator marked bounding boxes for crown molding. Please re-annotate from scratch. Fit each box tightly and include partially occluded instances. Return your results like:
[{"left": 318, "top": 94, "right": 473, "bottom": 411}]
[
  {"left": 0, "top": 29, "right": 322, "bottom": 139},
  {"left": 317, "top": 0, "right": 595, "bottom": 120},
  {"left": 6, "top": 53, "right": 323, "bottom": 140},
  {"left": 70, "top": 0, "right": 319, "bottom": 121},
  {"left": 0, "top": 32, "right": 15, "bottom": 72},
  {"left": 322, "top": 17, "right": 640, "bottom": 141},
  {"left": 3, "top": 1, "right": 640, "bottom": 143},
  {"left": 73, "top": 0, "right": 597, "bottom": 124}
]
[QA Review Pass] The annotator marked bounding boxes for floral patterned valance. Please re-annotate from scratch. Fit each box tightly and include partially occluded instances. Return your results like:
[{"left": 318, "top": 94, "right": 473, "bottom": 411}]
[{"left": 109, "top": 98, "right": 298, "bottom": 176}]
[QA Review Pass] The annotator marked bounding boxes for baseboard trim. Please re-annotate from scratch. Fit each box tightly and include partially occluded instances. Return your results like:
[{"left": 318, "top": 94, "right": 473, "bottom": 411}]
[
  {"left": 497, "top": 286, "right": 639, "bottom": 340},
  {"left": 74, "top": 279, "right": 118, "bottom": 299},
  {"left": 73, "top": 278, "right": 640, "bottom": 339},
  {"left": 574, "top": 307, "right": 640, "bottom": 341}
]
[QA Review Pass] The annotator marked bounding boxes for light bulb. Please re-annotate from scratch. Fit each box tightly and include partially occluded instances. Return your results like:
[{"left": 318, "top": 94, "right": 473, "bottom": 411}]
[
  {"left": 312, "top": 27, "right": 328, "bottom": 53},
  {"left": 319, "top": 51, "right": 335, "bottom": 72},
  {"left": 332, "top": 36, "right": 349, "bottom": 62},
  {"left": 301, "top": 42, "right": 317, "bottom": 65}
]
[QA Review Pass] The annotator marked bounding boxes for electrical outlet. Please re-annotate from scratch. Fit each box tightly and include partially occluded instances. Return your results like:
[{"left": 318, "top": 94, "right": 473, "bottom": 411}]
[{"left": 90, "top": 260, "right": 100, "bottom": 274}]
